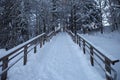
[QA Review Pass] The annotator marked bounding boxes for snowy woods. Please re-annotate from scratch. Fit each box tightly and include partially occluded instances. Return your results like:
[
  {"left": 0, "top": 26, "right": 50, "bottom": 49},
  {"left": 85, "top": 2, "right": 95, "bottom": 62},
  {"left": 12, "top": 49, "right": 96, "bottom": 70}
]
[
  {"left": 0, "top": 0, "right": 120, "bottom": 80},
  {"left": 0, "top": 0, "right": 120, "bottom": 50}
]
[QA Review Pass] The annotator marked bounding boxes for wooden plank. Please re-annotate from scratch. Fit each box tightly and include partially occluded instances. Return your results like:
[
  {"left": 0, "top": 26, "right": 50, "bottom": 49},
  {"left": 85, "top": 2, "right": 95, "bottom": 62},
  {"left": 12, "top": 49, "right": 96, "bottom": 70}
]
[
  {"left": 24, "top": 46, "right": 27, "bottom": 65},
  {"left": 1, "top": 57, "right": 8, "bottom": 80},
  {"left": 83, "top": 40, "right": 86, "bottom": 54},
  {"left": 90, "top": 46, "right": 94, "bottom": 66},
  {"left": 34, "top": 46, "right": 37, "bottom": 54},
  {"left": 105, "top": 58, "right": 112, "bottom": 80}
]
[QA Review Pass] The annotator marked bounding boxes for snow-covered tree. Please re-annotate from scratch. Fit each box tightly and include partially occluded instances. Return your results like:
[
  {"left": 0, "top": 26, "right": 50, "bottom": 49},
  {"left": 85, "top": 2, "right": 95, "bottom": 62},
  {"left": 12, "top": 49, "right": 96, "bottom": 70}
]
[
  {"left": 107, "top": 0, "right": 120, "bottom": 31},
  {"left": 0, "top": 0, "right": 113, "bottom": 49},
  {"left": 66, "top": 0, "right": 103, "bottom": 34}
]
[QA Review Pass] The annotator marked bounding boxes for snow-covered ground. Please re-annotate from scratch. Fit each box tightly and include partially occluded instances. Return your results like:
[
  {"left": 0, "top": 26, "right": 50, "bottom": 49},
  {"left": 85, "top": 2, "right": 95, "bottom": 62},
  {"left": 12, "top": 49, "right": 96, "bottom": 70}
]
[
  {"left": 6, "top": 32, "right": 103, "bottom": 80},
  {"left": 82, "top": 31, "right": 120, "bottom": 80},
  {"left": 0, "top": 49, "right": 7, "bottom": 57}
]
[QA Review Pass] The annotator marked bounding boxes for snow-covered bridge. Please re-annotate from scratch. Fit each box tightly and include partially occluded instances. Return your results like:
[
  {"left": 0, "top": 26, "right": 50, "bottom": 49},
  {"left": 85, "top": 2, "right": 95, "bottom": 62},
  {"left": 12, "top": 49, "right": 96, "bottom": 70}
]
[
  {"left": 0, "top": 29, "right": 119, "bottom": 80},
  {"left": 8, "top": 32, "right": 103, "bottom": 80}
]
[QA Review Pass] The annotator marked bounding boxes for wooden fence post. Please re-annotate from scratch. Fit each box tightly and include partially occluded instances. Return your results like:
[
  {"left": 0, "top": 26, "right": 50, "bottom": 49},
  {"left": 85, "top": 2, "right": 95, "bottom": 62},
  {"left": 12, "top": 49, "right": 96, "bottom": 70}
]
[
  {"left": 43, "top": 36, "right": 45, "bottom": 45},
  {"left": 34, "top": 46, "right": 37, "bottom": 54},
  {"left": 34, "top": 40, "right": 37, "bottom": 53},
  {"left": 40, "top": 38, "right": 42, "bottom": 48},
  {"left": 46, "top": 35, "right": 48, "bottom": 42},
  {"left": 79, "top": 37, "right": 81, "bottom": 47},
  {"left": 90, "top": 46, "right": 94, "bottom": 66},
  {"left": 24, "top": 45, "right": 27, "bottom": 65},
  {"left": 47, "top": 35, "right": 50, "bottom": 42},
  {"left": 77, "top": 35, "right": 79, "bottom": 44},
  {"left": 1, "top": 57, "right": 8, "bottom": 80},
  {"left": 105, "top": 58, "right": 112, "bottom": 80},
  {"left": 83, "top": 40, "right": 86, "bottom": 54}
]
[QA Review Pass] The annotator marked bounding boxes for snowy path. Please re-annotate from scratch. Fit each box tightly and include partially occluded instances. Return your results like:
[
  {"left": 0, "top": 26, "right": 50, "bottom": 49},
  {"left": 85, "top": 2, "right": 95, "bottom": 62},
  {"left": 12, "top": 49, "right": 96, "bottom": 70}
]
[{"left": 8, "top": 32, "right": 103, "bottom": 80}]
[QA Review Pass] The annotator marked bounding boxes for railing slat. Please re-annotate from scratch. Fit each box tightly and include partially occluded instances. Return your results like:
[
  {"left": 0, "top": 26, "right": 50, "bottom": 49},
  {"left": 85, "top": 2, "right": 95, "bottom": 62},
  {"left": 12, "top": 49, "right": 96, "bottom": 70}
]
[
  {"left": 90, "top": 46, "right": 94, "bottom": 66},
  {"left": 83, "top": 40, "right": 86, "bottom": 54},
  {"left": 24, "top": 45, "right": 27, "bottom": 65},
  {"left": 1, "top": 57, "right": 8, "bottom": 80},
  {"left": 105, "top": 58, "right": 112, "bottom": 80},
  {"left": 34, "top": 46, "right": 37, "bottom": 54}
]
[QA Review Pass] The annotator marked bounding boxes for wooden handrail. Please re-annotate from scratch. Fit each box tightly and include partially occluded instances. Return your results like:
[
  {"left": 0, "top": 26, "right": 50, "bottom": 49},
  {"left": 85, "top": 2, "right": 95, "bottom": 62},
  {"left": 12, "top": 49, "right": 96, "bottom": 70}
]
[
  {"left": 0, "top": 29, "right": 61, "bottom": 80},
  {"left": 66, "top": 29, "right": 119, "bottom": 80},
  {"left": 0, "top": 33, "right": 46, "bottom": 80},
  {"left": 0, "top": 33, "right": 45, "bottom": 61},
  {"left": 77, "top": 33, "right": 118, "bottom": 64}
]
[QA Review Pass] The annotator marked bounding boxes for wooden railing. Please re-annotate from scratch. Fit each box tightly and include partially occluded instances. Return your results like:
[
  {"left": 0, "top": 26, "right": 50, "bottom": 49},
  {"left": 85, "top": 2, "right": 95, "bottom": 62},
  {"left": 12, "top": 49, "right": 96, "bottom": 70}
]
[
  {"left": 66, "top": 29, "right": 119, "bottom": 80},
  {"left": 65, "top": 29, "right": 76, "bottom": 42},
  {"left": 0, "top": 29, "right": 61, "bottom": 80}
]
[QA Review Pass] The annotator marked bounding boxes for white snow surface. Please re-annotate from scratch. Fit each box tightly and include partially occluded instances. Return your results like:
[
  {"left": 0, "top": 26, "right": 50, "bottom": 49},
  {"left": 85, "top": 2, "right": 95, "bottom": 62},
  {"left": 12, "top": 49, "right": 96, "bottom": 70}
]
[
  {"left": 0, "top": 49, "right": 7, "bottom": 57},
  {"left": 82, "top": 31, "right": 120, "bottom": 80},
  {"left": 81, "top": 32, "right": 120, "bottom": 60},
  {"left": 8, "top": 32, "right": 103, "bottom": 80}
]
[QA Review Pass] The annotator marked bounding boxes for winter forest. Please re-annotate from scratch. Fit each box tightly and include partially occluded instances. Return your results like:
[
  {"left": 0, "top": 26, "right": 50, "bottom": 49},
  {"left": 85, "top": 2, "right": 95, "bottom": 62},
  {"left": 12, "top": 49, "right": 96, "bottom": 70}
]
[
  {"left": 0, "top": 0, "right": 120, "bottom": 80},
  {"left": 0, "top": 0, "right": 120, "bottom": 50}
]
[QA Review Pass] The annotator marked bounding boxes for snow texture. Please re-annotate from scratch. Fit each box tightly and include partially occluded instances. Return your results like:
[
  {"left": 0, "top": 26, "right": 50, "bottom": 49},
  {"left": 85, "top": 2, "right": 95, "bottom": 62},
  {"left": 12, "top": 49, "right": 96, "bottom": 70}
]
[
  {"left": 7, "top": 32, "right": 103, "bottom": 80},
  {"left": 81, "top": 32, "right": 120, "bottom": 60},
  {"left": 82, "top": 31, "right": 120, "bottom": 80}
]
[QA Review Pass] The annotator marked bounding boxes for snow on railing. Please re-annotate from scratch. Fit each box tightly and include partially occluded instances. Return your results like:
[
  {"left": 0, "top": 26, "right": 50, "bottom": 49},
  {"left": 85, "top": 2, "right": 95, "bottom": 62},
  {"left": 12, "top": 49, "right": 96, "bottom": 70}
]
[
  {"left": 66, "top": 29, "right": 119, "bottom": 80},
  {"left": 66, "top": 29, "right": 76, "bottom": 42},
  {"left": 0, "top": 29, "right": 61, "bottom": 80}
]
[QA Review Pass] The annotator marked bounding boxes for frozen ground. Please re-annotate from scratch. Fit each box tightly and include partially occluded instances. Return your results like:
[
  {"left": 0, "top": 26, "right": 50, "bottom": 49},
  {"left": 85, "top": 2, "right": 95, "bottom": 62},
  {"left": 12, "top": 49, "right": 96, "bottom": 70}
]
[
  {"left": 6, "top": 32, "right": 103, "bottom": 80},
  {"left": 82, "top": 31, "right": 120, "bottom": 80}
]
